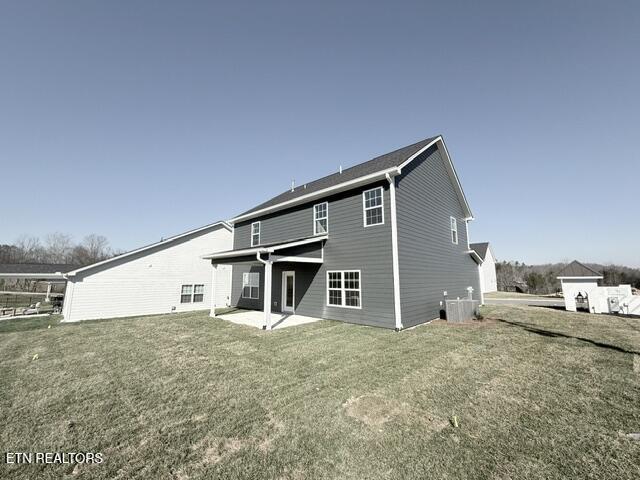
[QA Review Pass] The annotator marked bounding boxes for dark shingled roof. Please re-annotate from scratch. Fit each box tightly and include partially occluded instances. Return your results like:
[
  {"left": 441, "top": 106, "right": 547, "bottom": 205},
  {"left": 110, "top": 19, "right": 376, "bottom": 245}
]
[
  {"left": 238, "top": 136, "right": 440, "bottom": 217},
  {"left": 557, "top": 260, "right": 603, "bottom": 278},
  {"left": 208, "top": 234, "right": 325, "bottom": 257},
  {"left": 470, "top": 242, "right": 490, "bottom": 260},
  {"left": 0, "top": 263, "right": 77, "bottom": 274}
]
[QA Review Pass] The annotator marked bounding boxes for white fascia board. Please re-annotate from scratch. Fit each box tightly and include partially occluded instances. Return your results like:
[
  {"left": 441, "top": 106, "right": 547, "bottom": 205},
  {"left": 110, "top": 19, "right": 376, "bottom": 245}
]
[
  {"left": 203, "top": 247, "right": 264, "bottom": 260},
  {"left": 486, "top": 244, "right": 495, "bottom": 262},
  {"left": 272, "top": 256, "right": 323, "bottom": 264},
  {"left": 67, "top": 221, "right": 231, "bottom": 277},
  {"left": 399, "top": 136, "right": 473, "bottom": 220},
  {"left": 0, "top": 273, "right": 67, "bottom": 279},
  {"left": 272, "top": 234, "right": 328, "bottom": 251},
  {"left": 203, "top": 235, "right": 328, "bottom": 260},
  {"left": 436, "top": 138, "right": 474, "bottom": 220},
  {"left": 229, "top": 169, "right": 399, "bottom": 224},
  {"left": 397, "top": 137, "right": 441, "bottom": 170},
  {"left": 467, "top": 250, "right": 484, "bottom": 265}
]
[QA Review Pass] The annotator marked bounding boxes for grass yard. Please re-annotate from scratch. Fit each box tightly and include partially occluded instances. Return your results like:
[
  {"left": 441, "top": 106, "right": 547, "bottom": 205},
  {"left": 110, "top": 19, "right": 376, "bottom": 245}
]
[{"left": 1, "top": 305, "right": 639, "bottom": 479}]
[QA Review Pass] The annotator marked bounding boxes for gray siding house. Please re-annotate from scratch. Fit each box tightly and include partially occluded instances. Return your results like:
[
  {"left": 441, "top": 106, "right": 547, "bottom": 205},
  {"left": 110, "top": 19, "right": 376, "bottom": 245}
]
[{"left": 205, "top": 135, "right": 481, "bottom": 330}]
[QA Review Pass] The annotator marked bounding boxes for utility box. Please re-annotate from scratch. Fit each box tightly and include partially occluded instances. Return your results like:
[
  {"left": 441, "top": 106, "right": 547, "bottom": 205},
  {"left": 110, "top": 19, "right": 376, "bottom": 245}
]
[{"left": 445, "top": 299, "right": 480, "bottom": 323}]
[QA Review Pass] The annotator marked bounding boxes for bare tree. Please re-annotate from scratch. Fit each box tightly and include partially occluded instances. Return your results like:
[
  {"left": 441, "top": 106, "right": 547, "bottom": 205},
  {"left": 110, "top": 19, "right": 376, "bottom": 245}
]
[
  {"left": 44, "top": 233, "right": 73, "bottom": 263},
  {"left": 67, "top": 234, "right": 112, "bottom": 266},
  {"left": 14, "top": 235, "right": 45, "bottom": 263},
  {"left": 0, "top": 244, "right": 20, "bottom": 263},
  {"left": 82, "top": 235, "right": 111, "bottom": 262}
]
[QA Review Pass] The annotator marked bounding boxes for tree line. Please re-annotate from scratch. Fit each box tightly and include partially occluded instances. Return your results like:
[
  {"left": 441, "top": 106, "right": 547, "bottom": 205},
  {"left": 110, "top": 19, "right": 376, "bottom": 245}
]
[
  {"left": 0, "top": 233, "right": 120, "bottom": 267},
  {"left": 496, "top": 261, "right": 640, "bottom": 294}
]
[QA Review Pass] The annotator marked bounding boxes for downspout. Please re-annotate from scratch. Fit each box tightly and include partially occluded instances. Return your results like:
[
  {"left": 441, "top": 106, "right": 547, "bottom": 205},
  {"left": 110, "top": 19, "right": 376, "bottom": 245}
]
[
  {"left": 385, "top": 170, "right": 403, "bottom": 331},
  {"left": 209, "top": 262, "right": 218, "bottom": 318}
]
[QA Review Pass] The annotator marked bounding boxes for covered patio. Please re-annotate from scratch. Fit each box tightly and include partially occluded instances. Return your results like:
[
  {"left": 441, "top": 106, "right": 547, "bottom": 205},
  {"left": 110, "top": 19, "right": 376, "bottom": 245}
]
[
  {"left": 203, "top": 234, "right": 327, "bottom": 330},
  {"left": 216, "top": 310, "right": 321, "bottom": 330},
  {"left": 0, "top": 263, "right": 75, "bottom": 317}
]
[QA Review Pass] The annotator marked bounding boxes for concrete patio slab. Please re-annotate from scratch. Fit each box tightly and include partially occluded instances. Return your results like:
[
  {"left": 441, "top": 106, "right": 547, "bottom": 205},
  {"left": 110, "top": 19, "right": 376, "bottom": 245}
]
[{"left": 216, "top": 310, "right": 322, "bottom": 330}]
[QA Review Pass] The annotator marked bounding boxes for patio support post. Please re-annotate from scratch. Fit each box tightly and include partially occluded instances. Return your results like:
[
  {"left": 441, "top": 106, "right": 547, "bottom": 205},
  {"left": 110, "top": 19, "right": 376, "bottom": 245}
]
[
  {"left": 45, "top": 282, "right": 52, "bottom": 302},
  {"left": 256, "top": 251, "right": 274, "bottom": 330},
  {"left": 209, "top": 263, "right": 218, "bottom": 317},
  {"left": 263, "top": 258, "right": 273, "bottom": 330}
]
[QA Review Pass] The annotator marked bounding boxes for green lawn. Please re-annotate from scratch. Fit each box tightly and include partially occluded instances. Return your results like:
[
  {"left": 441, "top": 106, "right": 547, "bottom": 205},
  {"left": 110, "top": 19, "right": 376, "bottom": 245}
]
[{"left": 1, "top": 305, "right": 639, "bottom": 479}]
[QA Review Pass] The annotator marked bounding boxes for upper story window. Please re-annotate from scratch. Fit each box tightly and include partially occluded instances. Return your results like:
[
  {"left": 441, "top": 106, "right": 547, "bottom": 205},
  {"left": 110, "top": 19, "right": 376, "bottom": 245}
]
[
  {"left": 363, "top": 187, "right": 384, "bottom": 227},
  {"left": 314, "top": 202, "right": 328, "bottom": 235},
  {"left": 251, "top": 221, "right": 261, "bottom": 247},
  {"left": 450, "top": 216, "right": 458, "bottom": 244}
]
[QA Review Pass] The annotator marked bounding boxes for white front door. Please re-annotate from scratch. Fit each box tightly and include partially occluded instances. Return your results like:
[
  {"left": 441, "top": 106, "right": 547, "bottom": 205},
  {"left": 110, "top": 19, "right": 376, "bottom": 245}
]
[{"left": 282, "top": 271, "right": 295, "bottom": 313}]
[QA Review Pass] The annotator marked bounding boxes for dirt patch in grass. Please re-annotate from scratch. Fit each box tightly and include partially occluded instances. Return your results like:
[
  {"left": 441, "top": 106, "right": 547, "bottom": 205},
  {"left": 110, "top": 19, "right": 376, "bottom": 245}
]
[
  {"left": 220, "top": 340, "right": 257, "bottom": 355},
  {"left": 258, "top": 412, "right": 285, "bottom": 453},
  {"left": 343, "top": 394, "right": 409, "bottom": 426},
  {"left": 203, "top": 438, "right": 246, "bottom": 464},
  {"left": 343, "top": 394, "right": 449, "bottom": 434},
  {"left": 192, "top": 413, "right": 207, "bottom": 422}
]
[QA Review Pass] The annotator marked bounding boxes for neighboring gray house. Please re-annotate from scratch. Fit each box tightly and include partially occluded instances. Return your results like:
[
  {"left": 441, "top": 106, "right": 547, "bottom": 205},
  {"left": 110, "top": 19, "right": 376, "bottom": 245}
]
[{"left": 204, "top": 135, "right": 481, "bottom": 330}]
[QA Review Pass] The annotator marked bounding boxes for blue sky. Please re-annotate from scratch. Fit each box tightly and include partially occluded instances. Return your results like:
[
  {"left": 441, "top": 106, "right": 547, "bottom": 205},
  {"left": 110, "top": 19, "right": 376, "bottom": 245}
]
[{"left": 1, "top": 1, "right": 638, "bottom": 266}]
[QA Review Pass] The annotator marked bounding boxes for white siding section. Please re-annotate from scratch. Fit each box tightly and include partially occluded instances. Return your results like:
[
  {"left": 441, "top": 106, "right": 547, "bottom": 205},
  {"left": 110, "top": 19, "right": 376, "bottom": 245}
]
[
  {"left": 63, "top": 226, "right": 232, "bottom": 322},
  {"left": 560, "top": 279, "right": 600, "bottom": 312},
  {"left": 561, "top": 281, "right": 636, "bottom": 315},
  {"left": 479, "top": 247, "right": 497, "bottom": 293}
]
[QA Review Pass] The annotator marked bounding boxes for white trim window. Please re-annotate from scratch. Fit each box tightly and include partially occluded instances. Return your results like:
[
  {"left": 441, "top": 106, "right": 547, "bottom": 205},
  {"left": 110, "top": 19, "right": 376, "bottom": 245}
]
[
  {"left": 327, "top": 270, "right": 362, "bottom": 309},
  {"left": 313, "top": 202, "right": 328, "bottom": 235},
  {"left": 242, "top": 272, "right": 260, "bottom": 299},
  {"left": 363, "top": 187, "right": 384, "bottom": 227},
  {"left": 193, "top": 284, "right": 204, "bottom": 303},
  {"left": 251, "top": 221, "right": 261, "bottom": 247},
  {"left": 180, "top": 284, "right": 193, "bottom": 303},
  {"left": 180, "top": 284, "right": 205, "bottom": 303},
  {"left": 450, "top": 216, "right": 458, "bottom": 244}
]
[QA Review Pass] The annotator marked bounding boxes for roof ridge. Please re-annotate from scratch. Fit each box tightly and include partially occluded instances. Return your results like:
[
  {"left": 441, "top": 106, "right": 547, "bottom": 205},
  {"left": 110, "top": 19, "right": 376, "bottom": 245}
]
[
  {"left": 275, "top": 136, "right": 441, "bottom": 197},
  {"left": 571, "top": 260, "right": 602, "bottom": 276},
  {"left": 558, "top": 260, "right": 603, "bottom": 277},
  {"left": 236, "top": 135, "right": 440, "bottom": 218}
]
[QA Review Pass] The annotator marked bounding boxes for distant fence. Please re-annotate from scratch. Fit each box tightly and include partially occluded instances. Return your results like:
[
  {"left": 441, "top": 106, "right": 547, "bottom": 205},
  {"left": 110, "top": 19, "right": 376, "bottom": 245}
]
[
  {"left": 0, "top": 295, "right": 44, "bottom": 309},
  {"left": 445, "top": 299, "right": 480, "bottom": 323}
]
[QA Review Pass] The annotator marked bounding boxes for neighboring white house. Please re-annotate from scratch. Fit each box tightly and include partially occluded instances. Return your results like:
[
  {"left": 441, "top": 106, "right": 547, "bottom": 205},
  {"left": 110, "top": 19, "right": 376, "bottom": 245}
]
[
  {"left": 558, "top": 260, "right": 640, "bottom": 315},
  {"left": 61, "top": 221, "right": 233, "bottom": 322},
  {"left": 470, "top": 242, "right": 497, "bottom": 293}
]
